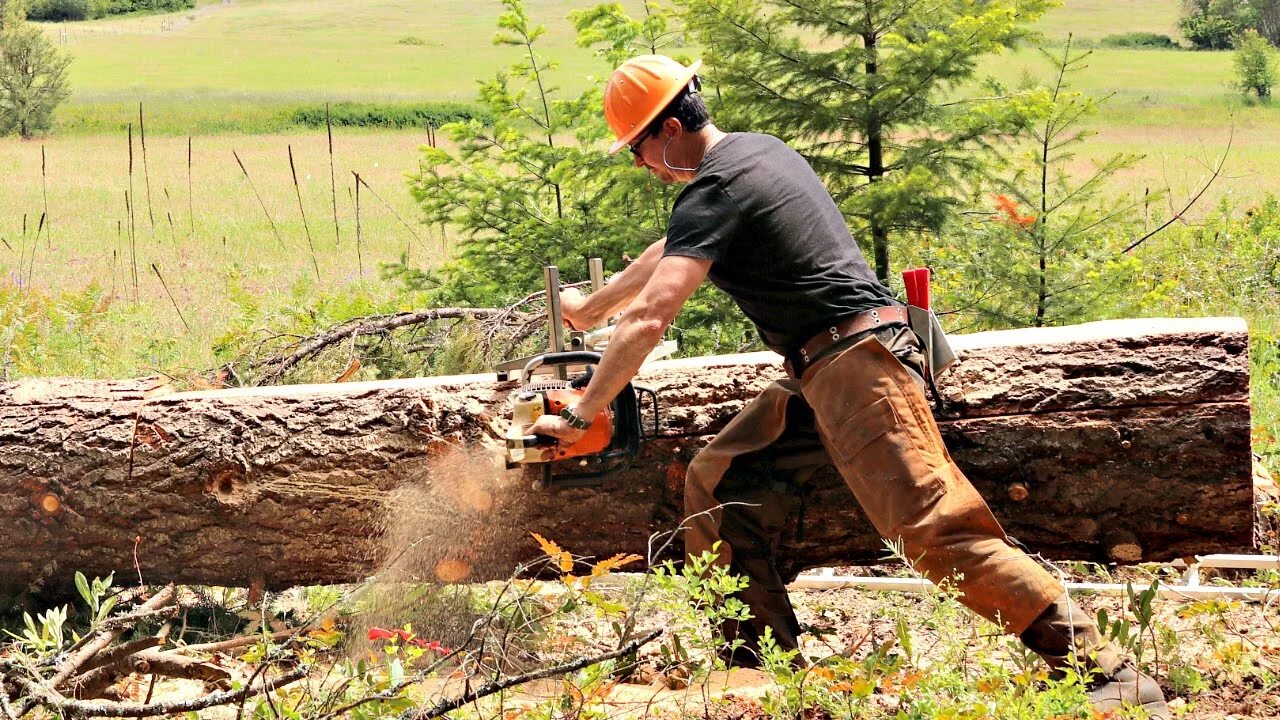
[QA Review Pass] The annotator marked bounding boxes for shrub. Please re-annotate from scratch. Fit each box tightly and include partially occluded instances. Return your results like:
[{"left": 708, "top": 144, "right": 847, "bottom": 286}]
[
  {"left": 1235, "top": 28, "right": 1277, "bottom": 98},
  {"left": 27, "top": 0, "right": 193, "bottom": 20},
  {"left": 25, "top": 0, "right": 92, "bottom": 21},
  {"left": 396, "top": 35, "right": 429, "bottom": 46},
  {"left": 1100, "top": 32, "right": 1179, "bottom": 48},
  {"left": 290, "top": 101, "right": 492, "bottom": 130}
]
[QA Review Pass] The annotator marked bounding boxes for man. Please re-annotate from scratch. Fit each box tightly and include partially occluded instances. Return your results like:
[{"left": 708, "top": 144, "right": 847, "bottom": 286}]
[{"left": 530, "top": 54, "right": 1168, "bottom": 717}]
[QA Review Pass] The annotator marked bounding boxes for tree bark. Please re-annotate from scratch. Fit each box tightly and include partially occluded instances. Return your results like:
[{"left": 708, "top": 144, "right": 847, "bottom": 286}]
[{"left": 0, "top": 317, "right": 1254, "bottom": 595}]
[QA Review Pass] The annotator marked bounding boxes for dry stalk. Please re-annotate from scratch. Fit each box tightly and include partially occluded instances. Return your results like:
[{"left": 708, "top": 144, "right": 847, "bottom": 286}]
[
  {"left": 288, "top": 144, "right": 321, "bottom": 281},
  {"left": 138, "top": 103, "right": 156, "bottom": 230},
  {"left": 187, "top": 137, "right": 195, "bottom": 238},
  {"left": 40, "top": 144, "right": 51, "bottom": 249}
]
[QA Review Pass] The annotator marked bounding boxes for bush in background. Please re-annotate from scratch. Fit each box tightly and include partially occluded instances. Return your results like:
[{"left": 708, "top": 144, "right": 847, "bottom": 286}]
[
  {"left": 25, "top": 0, "right": 192, "bottom": 21},
  {"left": 1235, "top": 28, "right": 1278, "bottom": 97},
  {"left": 1100, "top": 32, "right": 1179, "bottom": 48},
  {"left": 25, "top": 0, "right": 88, "bottom": 21},
  {"left": 290, "top": 101, "right": 492, "bottom": 130}
]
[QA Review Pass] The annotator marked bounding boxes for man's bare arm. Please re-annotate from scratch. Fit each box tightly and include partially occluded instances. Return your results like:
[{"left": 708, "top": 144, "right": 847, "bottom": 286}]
[
  {"left": 529, "top": 254, "right": 710, "bottom": 444},
  {"left": 571, "top": 254, "right": 710, "bottom": 419},
  {"left": 561, "top": 237, "right": 666, "bottom": 330}
]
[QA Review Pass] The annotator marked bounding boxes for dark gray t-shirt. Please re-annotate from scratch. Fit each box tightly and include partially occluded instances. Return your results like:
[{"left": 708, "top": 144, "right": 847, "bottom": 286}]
[{"left": 663, "top": 132, "right": 898, "bottom": 353}]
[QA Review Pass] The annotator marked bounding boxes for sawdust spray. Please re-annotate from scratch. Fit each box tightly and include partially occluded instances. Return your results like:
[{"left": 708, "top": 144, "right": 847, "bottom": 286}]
[{"left": 350, "top": 440, "right": 524, "bottom": 652}]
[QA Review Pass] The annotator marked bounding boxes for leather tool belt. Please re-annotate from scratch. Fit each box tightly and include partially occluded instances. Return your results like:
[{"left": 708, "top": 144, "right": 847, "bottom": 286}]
[{"left": 784, "top": 305, "right": 908, "bottom": 379}]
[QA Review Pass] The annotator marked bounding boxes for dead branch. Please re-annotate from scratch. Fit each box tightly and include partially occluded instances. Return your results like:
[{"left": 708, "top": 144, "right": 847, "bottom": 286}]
[
  {"left": 172, "top": 628, "right": 301, "bottom": 656},
  {"left": 1123, "top": 126, "right": 1232, "bottom": 254},
  {"left": 254, "top": 307, "right": 509, "bottom": 384},
  {"left": 62, "top": 638, "right": 165, "bottom": 698},
  {"left": 403, "top": 628, "right": 662, "bottom": 720},
  {"left": 51, "top": 585, "right": 175, "bottom": 688},
  {"left": 11, "top": 664, "right": 308, "bottom": 719},
  {"left": 126, "top": 651, "right": 231, "bottom": 683}
]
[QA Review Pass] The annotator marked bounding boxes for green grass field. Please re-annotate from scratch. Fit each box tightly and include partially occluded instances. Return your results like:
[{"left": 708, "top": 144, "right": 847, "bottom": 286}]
[{"left": 2, "top": 0, "right": 1278, "bottom": 381}]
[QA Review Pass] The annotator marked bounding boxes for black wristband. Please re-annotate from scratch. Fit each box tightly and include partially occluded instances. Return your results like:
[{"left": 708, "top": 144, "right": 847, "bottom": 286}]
[{"left": 559, "top": 406, "right": 592, "bottom": 430}]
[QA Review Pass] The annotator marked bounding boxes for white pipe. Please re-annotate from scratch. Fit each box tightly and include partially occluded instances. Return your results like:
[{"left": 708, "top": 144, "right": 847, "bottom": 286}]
[{"left": 787, "top": 575, "right": 1279, "bottom": 602}]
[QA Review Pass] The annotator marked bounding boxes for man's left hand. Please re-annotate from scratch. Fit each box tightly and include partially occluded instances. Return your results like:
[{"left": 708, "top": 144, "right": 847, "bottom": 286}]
[{"left": 528, "top": 413, "right": 587, "bottom": 459}]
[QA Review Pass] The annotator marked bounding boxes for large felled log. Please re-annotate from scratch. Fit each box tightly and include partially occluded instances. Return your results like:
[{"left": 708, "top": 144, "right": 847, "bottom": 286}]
[{"left": 0, "top": 317, "right": 1253, "bottom": 594}]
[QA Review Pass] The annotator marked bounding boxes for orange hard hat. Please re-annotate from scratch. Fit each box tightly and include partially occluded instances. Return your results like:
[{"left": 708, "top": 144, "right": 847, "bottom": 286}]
[{"left": 603, "top": 55, "right": 702, "bottom": 155}]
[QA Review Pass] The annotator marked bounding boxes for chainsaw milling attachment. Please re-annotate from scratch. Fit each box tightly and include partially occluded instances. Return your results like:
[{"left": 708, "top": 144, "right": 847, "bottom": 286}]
[{"left": 497, "top": 262, "right": 666, "bottom": 489}]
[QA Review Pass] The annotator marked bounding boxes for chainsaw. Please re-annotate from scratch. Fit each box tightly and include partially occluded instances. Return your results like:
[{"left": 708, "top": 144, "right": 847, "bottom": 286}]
[
  {"left": 503, "top": 351, "right": 659, "bottom": 489},
  {"left": 497, "top": 262, "right": 668, "bottom": 490}
]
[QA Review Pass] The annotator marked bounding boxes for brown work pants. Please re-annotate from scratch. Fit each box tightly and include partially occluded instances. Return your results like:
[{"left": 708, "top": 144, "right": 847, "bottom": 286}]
[{"left": 685, "top": 328, "right": 1064, "bottom": 659}]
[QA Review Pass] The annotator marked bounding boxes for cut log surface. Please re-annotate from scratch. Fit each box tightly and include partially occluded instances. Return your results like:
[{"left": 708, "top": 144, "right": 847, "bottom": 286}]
[{"left": 0, "top": 317, "right": 1254, "bottom": 593}]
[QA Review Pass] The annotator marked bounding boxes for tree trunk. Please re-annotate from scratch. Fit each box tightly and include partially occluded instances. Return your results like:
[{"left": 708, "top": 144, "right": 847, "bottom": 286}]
[{"left": 0, "top": 318, "right": 1254, "bottom": 596}]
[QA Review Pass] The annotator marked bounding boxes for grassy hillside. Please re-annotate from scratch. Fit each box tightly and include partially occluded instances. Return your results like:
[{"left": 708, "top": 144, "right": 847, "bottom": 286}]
[{"left": 43, "top": 0, "right": 621, "bottom": 134}]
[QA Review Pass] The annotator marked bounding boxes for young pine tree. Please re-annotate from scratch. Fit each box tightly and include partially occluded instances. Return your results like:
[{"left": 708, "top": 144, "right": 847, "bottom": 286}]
[
  {"left": 407, "top": 0, "right": 757, "bottom": 355},
  {"left": 937, "top": 39, "right": 1155, "bottom": 329},
  {"left": 679, "top": 0, "right": 1050, "bottom": 284}
]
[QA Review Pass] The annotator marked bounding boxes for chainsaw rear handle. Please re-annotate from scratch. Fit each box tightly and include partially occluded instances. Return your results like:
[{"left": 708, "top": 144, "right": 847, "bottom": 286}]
[
  {"left": 519, "top": 351, "right": 604, "bottom": 386},
  {"left": 520, "top": 434, "right": 558, "bottom": 448}
]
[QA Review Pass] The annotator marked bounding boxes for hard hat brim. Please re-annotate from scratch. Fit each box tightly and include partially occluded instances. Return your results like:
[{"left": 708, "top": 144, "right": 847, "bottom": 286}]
[{"left": 608, "top": 59, "right": 703, "bottom": 155}]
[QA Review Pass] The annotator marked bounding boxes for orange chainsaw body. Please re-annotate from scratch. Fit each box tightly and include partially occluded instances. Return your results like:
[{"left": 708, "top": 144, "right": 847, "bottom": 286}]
[{"left": 541, "top": 388, "right": 614, "bottom": 460}]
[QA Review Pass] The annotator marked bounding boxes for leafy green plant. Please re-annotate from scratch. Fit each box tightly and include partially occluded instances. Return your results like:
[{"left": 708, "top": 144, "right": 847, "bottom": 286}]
[
  {"left": 74, "top": 571, "right": 118, "bottom": 628},
  {"left": 1235, "top": 28, "right": 1278, "bottom": 99},
  {"left": 1096, "top": 580, "right": 1161, "bottom": 674},
  {"left": 648, "top": 544, "right": 750, "bottom": 675},
  {"left": 3, "top": 604, "right": 69, "bottom": 656}
]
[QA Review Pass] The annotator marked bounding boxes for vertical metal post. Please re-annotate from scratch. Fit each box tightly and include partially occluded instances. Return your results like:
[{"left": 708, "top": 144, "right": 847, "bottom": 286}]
[
  {"left": 543, "top": 265, "right": 566, "bottom": 379},
  {"left": 588, "top": 257, "right": 605, "bottom": 330}
]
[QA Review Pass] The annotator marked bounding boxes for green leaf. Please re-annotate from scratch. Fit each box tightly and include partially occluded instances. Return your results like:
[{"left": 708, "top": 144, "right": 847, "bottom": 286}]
[{"left": 75, "top": 571, "right": 91, "bottom": 608}]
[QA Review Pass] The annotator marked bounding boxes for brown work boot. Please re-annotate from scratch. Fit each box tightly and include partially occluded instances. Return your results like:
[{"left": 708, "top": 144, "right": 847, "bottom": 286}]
[
  {"left": 1019, "top": 593, "right": 1170, "bottom": 719},
  {"left": 1087, "top": 663, "right": 1170, "bottom": 719}
]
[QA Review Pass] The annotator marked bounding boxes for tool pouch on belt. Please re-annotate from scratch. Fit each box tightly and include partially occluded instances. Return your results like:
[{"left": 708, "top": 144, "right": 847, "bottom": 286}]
[{"left": 902, "top": 268, "right": 956, "bottom": 382}]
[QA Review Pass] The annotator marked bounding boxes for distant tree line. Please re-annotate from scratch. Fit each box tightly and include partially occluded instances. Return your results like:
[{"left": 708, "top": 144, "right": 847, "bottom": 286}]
[
  {"left": 24, "top": 0, "right": 193, "bottom": 23},
  {"left": 1181, "top": 0, "right": 1280, "bottom": 49}
]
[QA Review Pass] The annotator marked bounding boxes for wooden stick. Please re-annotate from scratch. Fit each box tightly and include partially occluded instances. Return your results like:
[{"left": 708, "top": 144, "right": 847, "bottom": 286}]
[
  {"left": 288, "top": 144, "right": 320, "bottom": 281},
  {"left": 172, "top": 627, "right": 300, "bottom": 656},
  {"left": 353, "top": 171, "right": 363, "bottom": 278},
  {"left": 13, "top": 664, "right": 307, "bottom": 719},
  {"left": 232, "top": 150, "right": 285, "bottom": 249},
  {"left": 326, "top": 102, "right": 340, "bottom": 247},
  {"left": 150, "top": 264, "right": 192, "bottom": 334},
  {"left": 354, "top": 173, "right": 421, "bottom": 263},
  {"left": 127, "top": 125, "right": 138, "bottom": 301}
]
